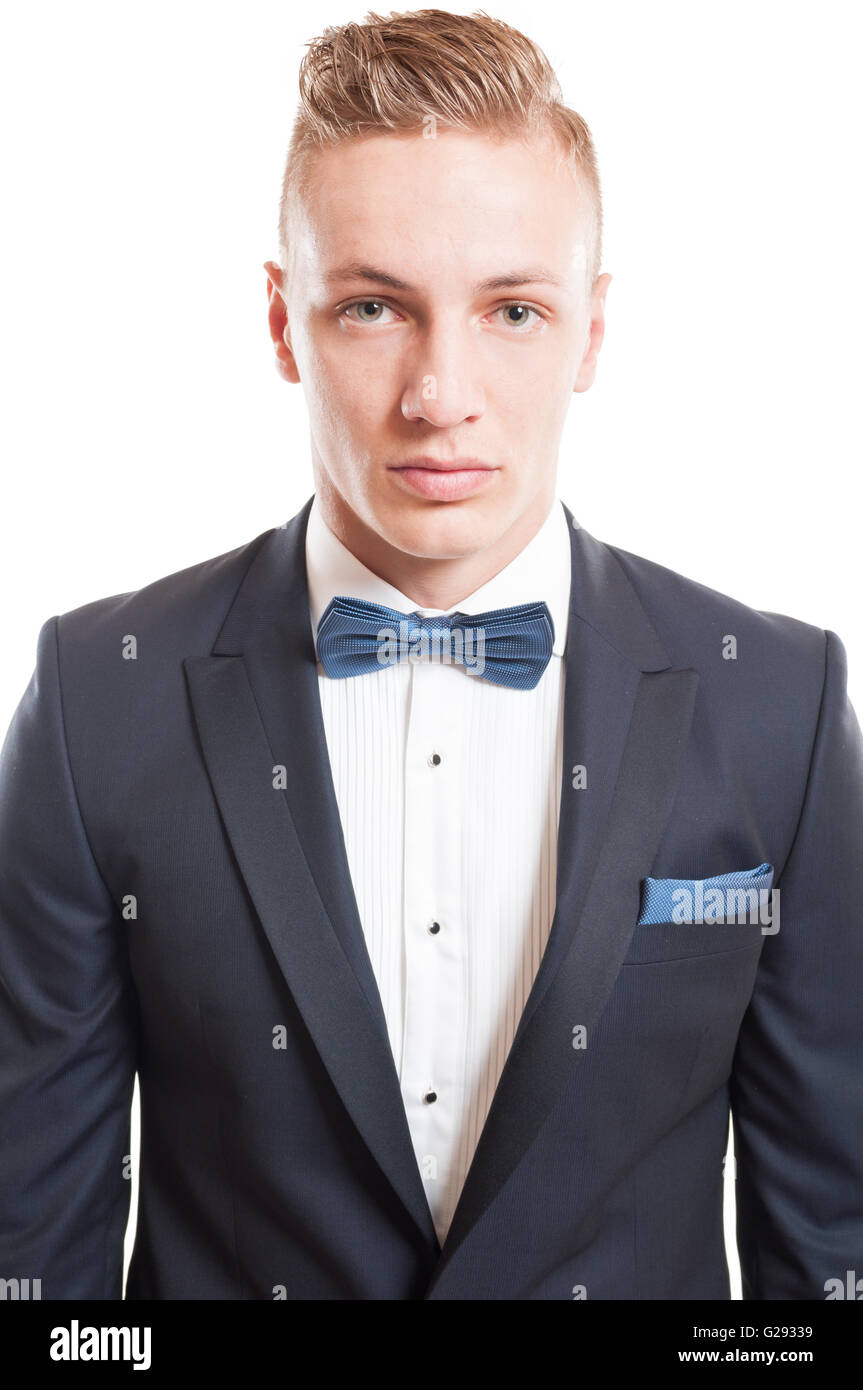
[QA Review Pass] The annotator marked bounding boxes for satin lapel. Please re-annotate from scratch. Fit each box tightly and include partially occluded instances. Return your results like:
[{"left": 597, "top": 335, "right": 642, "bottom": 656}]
[
  {"left": 184, "top": 496, "right": 439, "bottom": 1251},
  {"left": 426, "top": 507, "right": 699, "bottom": 1295}
]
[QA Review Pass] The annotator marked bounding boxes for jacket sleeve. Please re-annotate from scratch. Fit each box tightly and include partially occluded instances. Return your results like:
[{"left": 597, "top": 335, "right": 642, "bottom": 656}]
[
  {"left": 0, "top": 615, "right": 138, "bottom": 1299},
  {"left": 730, "top": 627, "right": 863, "bottom": 1299}
]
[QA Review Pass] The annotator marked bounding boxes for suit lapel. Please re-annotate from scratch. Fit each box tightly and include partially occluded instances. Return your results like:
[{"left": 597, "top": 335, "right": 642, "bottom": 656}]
[
  {"left": 184, "top": 497, "right": 439, "bottom": 1251},
  {"left": 425, "top": 508, "right": 699, "bottom": 1295}
]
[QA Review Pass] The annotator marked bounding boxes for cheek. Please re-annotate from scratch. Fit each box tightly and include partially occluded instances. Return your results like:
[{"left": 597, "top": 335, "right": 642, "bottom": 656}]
[
  {"left": 306, "top": 369, "right": 392, "bottom": 483},
  {"left": 312, "top": 343, "right": 393, "bottom": 425},
  {"left": 488, "top": 334, "right": 572, "bottom": 392},
  {"left": 490, "top": 358, "right": 572, "bottom": 432}
]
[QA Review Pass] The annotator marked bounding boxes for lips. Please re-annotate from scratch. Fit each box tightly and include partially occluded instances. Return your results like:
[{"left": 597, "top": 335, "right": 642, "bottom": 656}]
[{"left": 389, "top": 459, "right": 499, "bottom": 501}]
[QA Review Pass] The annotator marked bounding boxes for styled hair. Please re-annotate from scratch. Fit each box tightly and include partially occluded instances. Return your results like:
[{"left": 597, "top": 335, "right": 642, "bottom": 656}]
[{"left": 277, "top": 8, "right": 603, "bottom": 290}]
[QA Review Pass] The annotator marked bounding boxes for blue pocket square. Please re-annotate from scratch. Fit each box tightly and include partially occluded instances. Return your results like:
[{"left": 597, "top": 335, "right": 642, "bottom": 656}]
[{"left": 638, "top": 862, "right": 774, "bottom": 925}]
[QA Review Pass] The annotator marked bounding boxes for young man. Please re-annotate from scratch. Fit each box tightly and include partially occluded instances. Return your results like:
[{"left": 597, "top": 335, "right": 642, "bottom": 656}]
[{"left": 1, "top": 10, "right": 861, "bottom": 1301}]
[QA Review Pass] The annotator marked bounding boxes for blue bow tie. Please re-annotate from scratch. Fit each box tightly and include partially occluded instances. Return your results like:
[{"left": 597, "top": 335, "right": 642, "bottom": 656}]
[{"left": 315, "top": 595, "right": 555, "bottom": 691}]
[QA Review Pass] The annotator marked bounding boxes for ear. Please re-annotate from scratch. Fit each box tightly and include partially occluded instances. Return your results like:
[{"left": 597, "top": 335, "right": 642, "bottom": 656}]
[
  {"left": 263, "top": 260, "right": 300, "bottom": 384},
  {"left": 574, "top": 272, "right": 613, "bottom": 394}
]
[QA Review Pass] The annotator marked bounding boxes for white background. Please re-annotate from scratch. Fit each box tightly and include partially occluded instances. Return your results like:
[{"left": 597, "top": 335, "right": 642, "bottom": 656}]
[{"left": 2, "top": 0, "right": 861, "bottom": 1299}]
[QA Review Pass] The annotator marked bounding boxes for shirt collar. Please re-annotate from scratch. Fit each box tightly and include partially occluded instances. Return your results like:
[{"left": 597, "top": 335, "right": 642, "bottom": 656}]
[{"left": 305, "top": 493, "right": 571, "bottom": 659}]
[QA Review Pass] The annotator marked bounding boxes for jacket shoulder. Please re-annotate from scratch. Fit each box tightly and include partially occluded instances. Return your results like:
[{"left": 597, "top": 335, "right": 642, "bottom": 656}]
[
  {"left": 54, "top": 527, "right": 278, "bottom": 659},
  {"left": 603, "top": 538, "right": 830, "bottom": 672}
]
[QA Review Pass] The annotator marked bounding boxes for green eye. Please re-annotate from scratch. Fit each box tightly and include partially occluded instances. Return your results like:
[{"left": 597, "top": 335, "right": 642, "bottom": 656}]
[
  {"left": 345, "top": 300, "right": 393, "bottom": 323},
  {"left": 499, "top": 303, "right": 540, "bottom": 329}
]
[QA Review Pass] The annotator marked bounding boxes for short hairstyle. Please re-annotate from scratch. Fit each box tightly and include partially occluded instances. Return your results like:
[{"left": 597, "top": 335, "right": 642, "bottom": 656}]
[{"left": 277, "top": 8, "right": 603, "bottom": 293}]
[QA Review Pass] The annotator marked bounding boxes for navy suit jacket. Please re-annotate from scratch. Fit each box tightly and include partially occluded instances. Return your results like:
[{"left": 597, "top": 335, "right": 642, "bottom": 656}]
[{"left": 1, "top": 495, "right": 861, "bottom": 1300}]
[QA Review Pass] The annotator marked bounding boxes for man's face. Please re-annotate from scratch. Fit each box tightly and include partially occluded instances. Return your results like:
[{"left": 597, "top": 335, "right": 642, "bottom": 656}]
[{"left": 266, "top": 129, "right": 610, "bottom": 562}]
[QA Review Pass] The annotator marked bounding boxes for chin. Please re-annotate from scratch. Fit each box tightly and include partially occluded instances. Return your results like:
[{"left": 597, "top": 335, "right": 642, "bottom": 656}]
[{"left": 376, "top": 503, "right": 500, "bottom": 559}]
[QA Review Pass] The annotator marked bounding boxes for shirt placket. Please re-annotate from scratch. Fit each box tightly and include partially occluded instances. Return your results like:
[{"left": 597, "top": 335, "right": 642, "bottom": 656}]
[{"left": 400, "top": 650, "right": 466, "bottom": 1239}]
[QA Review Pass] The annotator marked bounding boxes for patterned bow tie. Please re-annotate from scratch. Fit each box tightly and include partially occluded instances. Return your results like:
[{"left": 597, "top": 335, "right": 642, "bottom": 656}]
[{"left": 315, "top": 595, "right": 555, "bottom": 691}]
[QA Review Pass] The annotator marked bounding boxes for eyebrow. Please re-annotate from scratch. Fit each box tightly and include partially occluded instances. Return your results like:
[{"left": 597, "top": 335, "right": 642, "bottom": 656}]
[{"left": 323, "top": 262, "right": 566, "bottom": 292}]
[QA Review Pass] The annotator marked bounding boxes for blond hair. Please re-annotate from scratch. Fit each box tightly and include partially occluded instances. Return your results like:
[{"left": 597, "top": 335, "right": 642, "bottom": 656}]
[{"left": 277, "top": 8, "right": 603, "bottom": 289}]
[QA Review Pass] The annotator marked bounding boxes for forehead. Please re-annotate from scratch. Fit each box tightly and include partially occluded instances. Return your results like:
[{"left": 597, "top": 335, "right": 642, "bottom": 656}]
[{"left": 293, "top": 130, "right": 589, "bottom": 288}]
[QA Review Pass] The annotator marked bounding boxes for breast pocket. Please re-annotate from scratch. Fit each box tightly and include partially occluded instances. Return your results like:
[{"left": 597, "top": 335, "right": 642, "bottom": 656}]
[
  {"left": 613, "top": 916, "right": 769, "bottom": 1119},
  {"left": 623, "top": 916, "right": 768, "bottom": 965}
]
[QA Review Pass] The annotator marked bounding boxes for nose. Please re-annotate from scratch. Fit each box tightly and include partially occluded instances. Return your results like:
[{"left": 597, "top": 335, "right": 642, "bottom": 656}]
[{"left": 401, "top": 323, "right": 486, "bottom": 427}]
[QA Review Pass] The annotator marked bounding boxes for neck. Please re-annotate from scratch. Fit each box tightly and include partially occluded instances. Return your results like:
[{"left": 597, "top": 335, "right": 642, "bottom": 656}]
[{"left": 314, "top": 474, "right": 555, "bottom": 610}]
